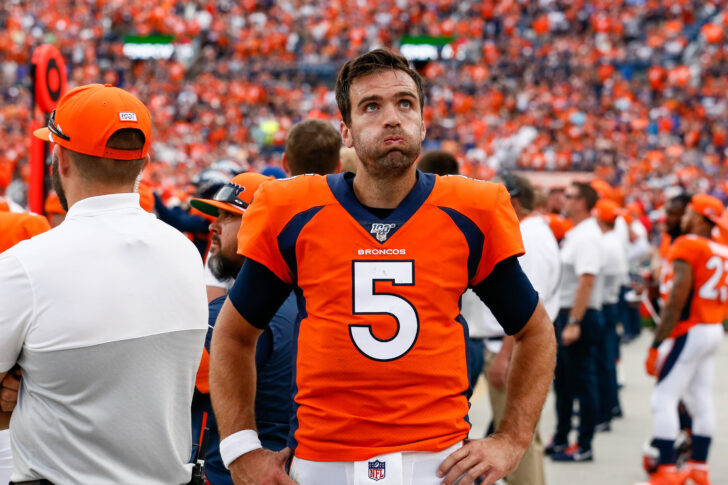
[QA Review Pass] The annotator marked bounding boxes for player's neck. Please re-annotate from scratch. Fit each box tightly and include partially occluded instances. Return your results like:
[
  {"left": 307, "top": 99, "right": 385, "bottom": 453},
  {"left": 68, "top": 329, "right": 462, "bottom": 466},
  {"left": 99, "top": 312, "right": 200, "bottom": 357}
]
[
  {"left": 690, "top": 228, "right": 711, "bottom": 239},
  {"left": 352, "top": 168, "right": 417, "bottom": 209}
]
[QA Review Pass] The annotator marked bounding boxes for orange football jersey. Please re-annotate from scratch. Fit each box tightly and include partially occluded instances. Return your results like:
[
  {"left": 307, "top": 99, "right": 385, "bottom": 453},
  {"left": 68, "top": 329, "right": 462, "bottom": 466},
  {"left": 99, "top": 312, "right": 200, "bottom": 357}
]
[
  {"left": 237, "top": 172, "right": 524, "bottom": 461},
  {"left": 661, "top": 234, "right": 728, "bottom": 338}
]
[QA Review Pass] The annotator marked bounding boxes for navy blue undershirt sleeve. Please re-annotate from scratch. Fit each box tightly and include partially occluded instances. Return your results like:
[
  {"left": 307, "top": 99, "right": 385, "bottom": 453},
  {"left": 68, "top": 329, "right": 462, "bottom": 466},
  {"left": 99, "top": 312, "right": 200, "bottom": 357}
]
[
  {"left": 228, "top": 259, "right": 294, "bottom": 329},
  {"left": 154, "top": 193, "right": 210, "bottom": 234},
  {"left": 255, "top": 327, "right": 274, "bottom": 367},
  {"left": 472, "top": 255, "right": 539, "bottom": 335}
]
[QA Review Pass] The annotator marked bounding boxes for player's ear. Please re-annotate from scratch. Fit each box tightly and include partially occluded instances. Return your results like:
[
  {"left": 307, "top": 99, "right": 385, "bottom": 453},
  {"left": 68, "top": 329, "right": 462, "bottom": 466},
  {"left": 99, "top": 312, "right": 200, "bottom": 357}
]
[
  {"left": 420, "top": 117, "right": 426, "bottom": 142},
  {"left": 340, "top": 120, "right": 354, "bottom": 148},
  {"left": 281, "top": 153, "right": 290, "bottom": 176},
  {"left": 56, "top": 145, "right": 72, "bottom": 177}
]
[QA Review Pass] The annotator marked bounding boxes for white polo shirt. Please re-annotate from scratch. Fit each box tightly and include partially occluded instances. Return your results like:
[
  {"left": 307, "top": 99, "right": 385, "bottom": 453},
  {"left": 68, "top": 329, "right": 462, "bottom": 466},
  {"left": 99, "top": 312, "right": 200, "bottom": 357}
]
[
  {"left": 559, "top": 216, "right": 605, "bottom": 310},
  {"left": 0, "top": 194, "right": 208, "bottom": 485},
  {"left": 461, "top": 215, "right": 562, "bottom": 352},
  {"left": 602, "top": 229, "right": 628, "bottom": 305}
]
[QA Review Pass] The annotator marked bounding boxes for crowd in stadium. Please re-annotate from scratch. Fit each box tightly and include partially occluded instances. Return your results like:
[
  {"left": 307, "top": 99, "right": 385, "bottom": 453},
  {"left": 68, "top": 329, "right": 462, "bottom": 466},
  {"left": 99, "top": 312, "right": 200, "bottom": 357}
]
[
  {"left": 2, "top": 1, "right": 728, "bottom": 210},
  {"left": 1, "top": 1, "right": 728, "bottom": 485}
]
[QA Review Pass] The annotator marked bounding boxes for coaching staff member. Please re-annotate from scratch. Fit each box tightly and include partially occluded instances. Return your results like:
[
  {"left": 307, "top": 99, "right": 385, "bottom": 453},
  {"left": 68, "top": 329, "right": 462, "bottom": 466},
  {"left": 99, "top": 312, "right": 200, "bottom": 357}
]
[{"left": 0, "top": 84, "right": 207, "bottom": 484}]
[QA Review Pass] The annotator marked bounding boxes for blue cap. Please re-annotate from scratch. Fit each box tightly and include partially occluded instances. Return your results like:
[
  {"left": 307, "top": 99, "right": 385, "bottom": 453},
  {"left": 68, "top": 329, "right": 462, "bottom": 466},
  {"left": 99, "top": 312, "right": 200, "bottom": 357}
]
[{"left": 260, "top": 166, "right": 287, "bottom": 179}]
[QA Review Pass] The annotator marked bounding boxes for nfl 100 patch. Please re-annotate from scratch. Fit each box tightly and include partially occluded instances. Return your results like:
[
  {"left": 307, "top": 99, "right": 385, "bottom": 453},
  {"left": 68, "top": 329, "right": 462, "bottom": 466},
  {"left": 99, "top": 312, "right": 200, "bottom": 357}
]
[{"left": 370, "top": 223, "right": 396, "bottom": 242}]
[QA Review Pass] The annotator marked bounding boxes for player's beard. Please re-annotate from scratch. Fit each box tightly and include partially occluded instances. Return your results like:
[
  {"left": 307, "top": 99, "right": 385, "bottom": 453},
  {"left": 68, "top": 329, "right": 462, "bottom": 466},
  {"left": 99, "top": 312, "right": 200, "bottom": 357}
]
[
  {"left": 51, "top": 154, "right": 69, "bottom": 212},
  {"left": 208, "top": 251, "right": 244, "bottom": 281},
  {"left": 354, "top": 129, "right": 421, "bottom": 179}
]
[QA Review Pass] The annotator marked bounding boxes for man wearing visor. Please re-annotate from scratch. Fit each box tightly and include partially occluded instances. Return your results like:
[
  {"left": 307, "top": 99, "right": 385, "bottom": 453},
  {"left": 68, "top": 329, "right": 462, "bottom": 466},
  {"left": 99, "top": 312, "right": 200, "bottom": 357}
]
[{"left": 189, "top": 172, "right": 297, "bottom": 485}]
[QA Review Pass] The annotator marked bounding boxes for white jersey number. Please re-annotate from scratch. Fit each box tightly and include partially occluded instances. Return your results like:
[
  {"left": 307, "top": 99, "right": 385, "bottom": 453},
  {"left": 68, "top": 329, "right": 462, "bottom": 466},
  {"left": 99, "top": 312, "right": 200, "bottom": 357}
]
[
  {"left": 697, "top": 256, "right": 728, "bottom": 302},
  {"left": 350, "top": 261, "right": 419, "bottom": 361}
]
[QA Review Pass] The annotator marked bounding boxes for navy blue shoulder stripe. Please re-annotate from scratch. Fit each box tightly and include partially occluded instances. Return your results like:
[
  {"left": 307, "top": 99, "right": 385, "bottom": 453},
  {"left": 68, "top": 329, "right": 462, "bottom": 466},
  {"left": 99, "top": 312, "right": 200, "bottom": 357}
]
[
  {"left": 438, "top": 207, "right": 484, "bottom": 282},
  {"left": 277, "top": 206, "right": 324, "bottom": 281}
]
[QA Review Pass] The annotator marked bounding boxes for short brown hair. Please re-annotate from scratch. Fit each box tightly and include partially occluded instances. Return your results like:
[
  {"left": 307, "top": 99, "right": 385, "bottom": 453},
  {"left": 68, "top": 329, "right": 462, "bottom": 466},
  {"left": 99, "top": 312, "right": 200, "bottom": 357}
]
[
  {"left": 572, "top": 181, "right": 598, "bottom": 211},
  {"left": 418, "top": 150, "right": 459, "bottom": 175},
  {"left": 336, "top": 48, "right": 425, "bottom": 126},
  {"left": 68, "top": 129, "right": 146, "bottom": 186},
  {"left": 285, "top": 119, "right": 342, "bottom": 176},
  {"left": 507, "top": 174, "right": 536, "bottom": 212}
]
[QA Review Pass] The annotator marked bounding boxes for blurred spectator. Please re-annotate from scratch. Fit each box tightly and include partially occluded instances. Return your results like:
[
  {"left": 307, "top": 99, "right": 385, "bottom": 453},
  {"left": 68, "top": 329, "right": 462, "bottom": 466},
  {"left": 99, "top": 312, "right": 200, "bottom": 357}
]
[
  {"left": 282, "top": 119, "right": 341, "bottom": 176},
  {"left": 1, "top": 0, "right": 726, "bottom": 218},
  {"left": 418, "top": 150, "right": 459, "bottom": 175}
]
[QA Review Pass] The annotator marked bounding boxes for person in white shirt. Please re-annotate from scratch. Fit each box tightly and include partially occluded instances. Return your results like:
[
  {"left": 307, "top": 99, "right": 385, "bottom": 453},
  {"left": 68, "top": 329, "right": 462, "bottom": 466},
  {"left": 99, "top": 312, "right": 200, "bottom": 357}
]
[
  {"left": 462, "top": 174, "right": 560, "bottom": 485},
  {"left": 0, "top": 84, "right": 208, "bottom": 484},
  {"left": 619, "top": 206, "right": 652, "bottom": 340},
  {"left": 593, "top": 200, "right": 629, "bottom": 431},
  {"left": 548, "top": 181, "right": 605, "bottom": 462}
]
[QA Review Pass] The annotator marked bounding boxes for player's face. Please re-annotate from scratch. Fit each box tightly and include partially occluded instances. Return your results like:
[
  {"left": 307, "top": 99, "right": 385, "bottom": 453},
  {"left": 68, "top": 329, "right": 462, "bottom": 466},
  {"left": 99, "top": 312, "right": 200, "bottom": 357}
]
[
  {"left": 341, "top": 69, "right": 426, "bottom": 179},
  {"left": 208, "top": 209, "right": 245, "bottom": 280},
  {"left": 563, "top": 187, "right": 581, "bottom": 219},
  {"left": 665, "top": 202, "right": 685, "bottom": 235},
  {"left": 680, "top": 207, "right": 699, "bottom": 234}
]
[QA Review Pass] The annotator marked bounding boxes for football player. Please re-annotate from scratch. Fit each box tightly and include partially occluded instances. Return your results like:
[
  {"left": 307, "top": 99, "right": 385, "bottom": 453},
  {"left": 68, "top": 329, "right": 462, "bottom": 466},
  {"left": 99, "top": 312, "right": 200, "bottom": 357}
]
[
  {"left": 209, "top": 49, "right": 556, "bottom": 485},
  {"left": 645, "top": 194, "right": 728, "bottom": 485}
]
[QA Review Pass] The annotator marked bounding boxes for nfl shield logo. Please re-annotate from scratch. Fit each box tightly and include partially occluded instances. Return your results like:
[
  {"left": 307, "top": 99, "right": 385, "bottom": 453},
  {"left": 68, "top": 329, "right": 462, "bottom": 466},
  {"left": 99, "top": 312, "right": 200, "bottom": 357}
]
[
  {"left": 368, "top": 460, "right": 386, "bottom": 481},
  {"left": 370, "top": 223, "right": 396, "bottom": 242}
]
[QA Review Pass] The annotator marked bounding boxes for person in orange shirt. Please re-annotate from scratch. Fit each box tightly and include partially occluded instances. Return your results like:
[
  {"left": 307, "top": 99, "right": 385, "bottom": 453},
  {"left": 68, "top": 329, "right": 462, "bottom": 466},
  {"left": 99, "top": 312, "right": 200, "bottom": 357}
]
[
  {"left": 209, "top": 49, "right": 556, "bottom": 485},
  {"left": 0, "top": 211, "right": 51, "bottom": 253},
  {"left": 644, "top": 194, "right": 728, "bottom": 485}
]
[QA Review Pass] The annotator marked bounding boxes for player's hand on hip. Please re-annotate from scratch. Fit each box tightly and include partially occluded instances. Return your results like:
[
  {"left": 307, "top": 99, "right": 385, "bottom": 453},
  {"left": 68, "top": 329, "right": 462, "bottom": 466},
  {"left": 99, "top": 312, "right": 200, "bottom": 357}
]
[
  {"left": 561, "top": 324, "right": 580, "bottom": 346},
  {"left": 0, "top": 369, "right": 21, "bottom": 412},
  {"left": 437, "top": 435, "right": 524, "bottom": 485},
  {"left": 229, "top": 447, "right": 297, "bottom": 485}
]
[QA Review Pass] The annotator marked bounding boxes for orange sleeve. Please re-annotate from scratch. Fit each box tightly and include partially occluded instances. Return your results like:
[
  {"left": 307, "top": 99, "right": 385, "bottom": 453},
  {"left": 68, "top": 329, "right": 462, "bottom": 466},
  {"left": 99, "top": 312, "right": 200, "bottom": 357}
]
[
  {"left": 669, "top": 236, "right": 700, "bottom": 266},
  {"left": 22, "top": 214, "right": 51, "bottom": 239},
  {"left": 472, "top": 182, "right": 525, "bottom": 285},
  {"left": 195, "top": 348, "right": 210, "bottom": 394},
  {"left": 237, "top": 181, "right": 295, "bottom": 284}
]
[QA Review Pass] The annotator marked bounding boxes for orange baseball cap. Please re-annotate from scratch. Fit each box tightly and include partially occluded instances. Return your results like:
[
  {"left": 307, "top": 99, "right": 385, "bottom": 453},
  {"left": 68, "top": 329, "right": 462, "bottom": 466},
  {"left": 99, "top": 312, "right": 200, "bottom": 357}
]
[
  {"left": 190, "top": 172, "right": 272, "bottom": 217},
  {"left": 592, "top": 199, "right": 624, "bottom": 224},
  {"left": 543, "top": 213, "right": 573, "bottom": 242},
  {"left": 44, "top": 192, "right": 66, "bottom": 215},
  {"left": 690, "top": 194, "right": 725, "bottom": 226},
  {"left": 33, "top": 84, "right": 151, "bottom": 160}
]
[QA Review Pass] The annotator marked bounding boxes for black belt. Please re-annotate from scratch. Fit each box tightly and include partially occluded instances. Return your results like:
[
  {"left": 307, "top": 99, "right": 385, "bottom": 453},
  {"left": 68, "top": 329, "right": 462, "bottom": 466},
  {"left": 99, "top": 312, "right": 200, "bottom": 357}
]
[
  {"left": 485, "top": 336, "right": 504, "bottom": 342},
  {"left": 11, "top": 480, "right": 54, "bottom": 485}
]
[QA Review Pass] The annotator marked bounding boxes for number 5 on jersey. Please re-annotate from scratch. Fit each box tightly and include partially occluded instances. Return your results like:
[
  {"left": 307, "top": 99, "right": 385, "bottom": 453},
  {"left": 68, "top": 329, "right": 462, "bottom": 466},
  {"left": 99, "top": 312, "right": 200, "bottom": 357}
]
[{"left": 350, "top": 260, "right": 420, "bottom": 361}]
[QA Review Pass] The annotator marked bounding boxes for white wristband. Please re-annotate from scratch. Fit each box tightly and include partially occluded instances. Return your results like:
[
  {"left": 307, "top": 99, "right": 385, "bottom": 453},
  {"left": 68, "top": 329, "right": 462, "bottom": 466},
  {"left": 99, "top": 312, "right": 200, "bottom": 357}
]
[{"left": 219, "top": 429, "right": 263, "bottom": 468}]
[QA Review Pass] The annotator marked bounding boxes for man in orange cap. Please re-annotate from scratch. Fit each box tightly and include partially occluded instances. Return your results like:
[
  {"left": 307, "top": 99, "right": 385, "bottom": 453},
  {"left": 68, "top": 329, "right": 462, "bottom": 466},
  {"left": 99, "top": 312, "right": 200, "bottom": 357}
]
[
  {"left": 188, "top": 172, "right": 295, "bottom": 485},
  {"left": 0, "top": 84, "right": 207, "bottom": 484},
  {"left": 644, "top": 194, "right": 728, "bottom": 485}
]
